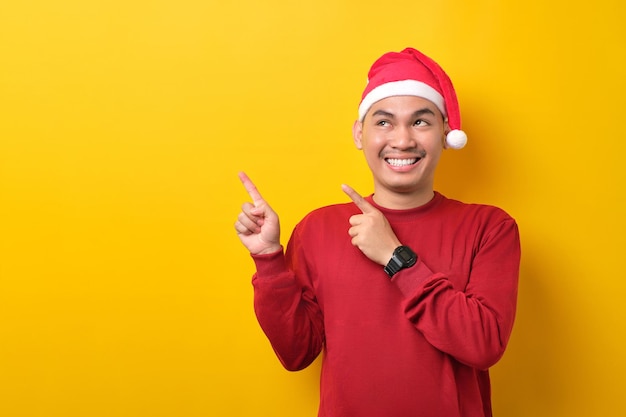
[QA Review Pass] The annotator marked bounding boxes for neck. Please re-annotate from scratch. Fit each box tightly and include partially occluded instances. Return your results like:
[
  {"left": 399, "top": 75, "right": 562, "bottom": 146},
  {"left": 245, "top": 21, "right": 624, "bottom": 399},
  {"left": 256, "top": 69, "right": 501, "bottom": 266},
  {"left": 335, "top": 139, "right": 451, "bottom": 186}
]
[{"left": 371, "top": 187, "right": 435, "bottom": 210}]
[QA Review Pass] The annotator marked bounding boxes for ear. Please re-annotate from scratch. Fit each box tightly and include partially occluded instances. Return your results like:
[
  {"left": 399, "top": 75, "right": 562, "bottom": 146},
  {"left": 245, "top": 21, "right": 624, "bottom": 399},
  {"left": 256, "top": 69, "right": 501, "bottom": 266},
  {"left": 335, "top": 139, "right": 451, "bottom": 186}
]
[
  {"left": 442, "top": 118, "right": 451, "bottom": 149},
  {"left": 352, "top": 120, "right": 363, "bottom": 150}
]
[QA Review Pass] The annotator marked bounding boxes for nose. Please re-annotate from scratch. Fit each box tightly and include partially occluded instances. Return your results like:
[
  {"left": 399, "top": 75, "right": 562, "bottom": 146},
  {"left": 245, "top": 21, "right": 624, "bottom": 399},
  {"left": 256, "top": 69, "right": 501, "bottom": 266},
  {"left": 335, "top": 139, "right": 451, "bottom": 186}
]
[{"left": 389, "top": 125, "right": 416, "bottom": 149}]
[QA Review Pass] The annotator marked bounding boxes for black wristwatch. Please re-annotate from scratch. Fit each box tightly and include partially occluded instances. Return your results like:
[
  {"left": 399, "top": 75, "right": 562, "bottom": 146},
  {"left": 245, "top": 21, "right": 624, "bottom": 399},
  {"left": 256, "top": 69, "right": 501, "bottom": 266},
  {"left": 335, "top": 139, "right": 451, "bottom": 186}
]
[{"left": 384, "top": 245, "right": 418, "bottom": 278}]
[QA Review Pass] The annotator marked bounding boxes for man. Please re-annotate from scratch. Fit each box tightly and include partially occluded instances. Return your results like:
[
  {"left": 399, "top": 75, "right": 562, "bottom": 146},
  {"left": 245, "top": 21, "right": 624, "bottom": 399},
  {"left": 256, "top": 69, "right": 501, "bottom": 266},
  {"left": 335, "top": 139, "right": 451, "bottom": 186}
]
[{"left": 234, "top": 48, "right": 520, "bottom": 417}]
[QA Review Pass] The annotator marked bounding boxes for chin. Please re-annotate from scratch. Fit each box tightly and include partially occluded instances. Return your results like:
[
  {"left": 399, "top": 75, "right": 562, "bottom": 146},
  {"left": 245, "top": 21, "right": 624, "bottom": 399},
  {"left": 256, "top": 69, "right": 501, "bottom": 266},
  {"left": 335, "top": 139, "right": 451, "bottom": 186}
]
[{"left": 385, "top": 181, "right": 420, "bottom": 193}]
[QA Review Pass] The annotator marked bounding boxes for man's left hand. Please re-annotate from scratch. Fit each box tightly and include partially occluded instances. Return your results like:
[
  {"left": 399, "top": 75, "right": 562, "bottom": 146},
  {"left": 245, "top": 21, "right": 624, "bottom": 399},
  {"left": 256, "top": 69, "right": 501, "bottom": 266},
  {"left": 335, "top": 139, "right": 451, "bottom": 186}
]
[{"left": 341, "top": 184, "right": 402, "bottom": 266}]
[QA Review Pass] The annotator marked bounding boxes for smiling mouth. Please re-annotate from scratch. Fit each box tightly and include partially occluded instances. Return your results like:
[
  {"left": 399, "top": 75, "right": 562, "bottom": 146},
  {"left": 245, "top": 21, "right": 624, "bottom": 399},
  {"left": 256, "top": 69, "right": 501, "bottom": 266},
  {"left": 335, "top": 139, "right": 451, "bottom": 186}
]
[{"left": 385, "top": 158, "right": 419, "bottom": 167}]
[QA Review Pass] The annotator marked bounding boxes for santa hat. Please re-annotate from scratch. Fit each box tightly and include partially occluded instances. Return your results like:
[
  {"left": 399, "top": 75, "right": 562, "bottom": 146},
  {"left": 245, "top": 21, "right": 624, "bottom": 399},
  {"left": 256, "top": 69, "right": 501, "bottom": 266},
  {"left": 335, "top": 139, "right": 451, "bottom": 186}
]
[{"left": 358, "top": 48, "right": 467, "bottom": 149}]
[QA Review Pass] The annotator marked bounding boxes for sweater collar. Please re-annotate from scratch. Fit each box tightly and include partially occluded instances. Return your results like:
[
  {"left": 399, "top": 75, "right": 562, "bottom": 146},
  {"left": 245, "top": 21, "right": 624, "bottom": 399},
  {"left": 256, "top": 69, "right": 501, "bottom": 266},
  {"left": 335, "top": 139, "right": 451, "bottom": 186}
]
[{"left": 364, "top": 191, "right": 445, "bottom": 222}]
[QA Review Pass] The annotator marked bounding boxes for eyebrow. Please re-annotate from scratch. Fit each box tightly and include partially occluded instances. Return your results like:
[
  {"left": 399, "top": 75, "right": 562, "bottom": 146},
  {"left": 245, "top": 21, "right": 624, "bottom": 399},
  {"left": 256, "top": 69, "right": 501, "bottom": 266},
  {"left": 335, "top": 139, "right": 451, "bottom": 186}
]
[{"left": 371, "top": 107, "right": 437, "bottom": 119}]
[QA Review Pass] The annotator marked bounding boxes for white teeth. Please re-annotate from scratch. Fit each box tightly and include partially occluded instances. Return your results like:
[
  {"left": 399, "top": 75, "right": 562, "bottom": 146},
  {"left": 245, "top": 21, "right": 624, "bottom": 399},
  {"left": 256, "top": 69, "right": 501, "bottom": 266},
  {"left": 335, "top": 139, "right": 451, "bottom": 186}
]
[{"left": 386, "top": 158, "right": 417, "bottom": 167}]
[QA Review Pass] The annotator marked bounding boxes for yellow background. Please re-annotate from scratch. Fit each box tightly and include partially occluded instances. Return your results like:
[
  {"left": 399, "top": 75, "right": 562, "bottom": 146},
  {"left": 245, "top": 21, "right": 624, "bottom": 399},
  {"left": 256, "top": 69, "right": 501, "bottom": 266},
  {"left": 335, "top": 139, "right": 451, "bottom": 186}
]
[{"left": 1, "top": 1, "right": 625, "bottom": 416}]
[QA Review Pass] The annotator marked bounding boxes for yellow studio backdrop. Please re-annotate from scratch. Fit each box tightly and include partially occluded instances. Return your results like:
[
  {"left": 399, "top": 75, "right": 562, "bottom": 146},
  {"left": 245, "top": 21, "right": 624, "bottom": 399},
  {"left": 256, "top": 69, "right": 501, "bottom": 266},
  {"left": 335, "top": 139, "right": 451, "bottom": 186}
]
[{"left": 0, "top": 0, "right": 624, "bottom": 416}]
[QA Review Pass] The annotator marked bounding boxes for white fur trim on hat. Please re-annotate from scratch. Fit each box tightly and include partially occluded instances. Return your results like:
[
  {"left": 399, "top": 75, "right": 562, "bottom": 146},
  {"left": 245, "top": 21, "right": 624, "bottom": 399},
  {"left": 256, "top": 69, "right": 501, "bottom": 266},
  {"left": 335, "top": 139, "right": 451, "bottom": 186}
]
[{"left": 358, "top": 80, "right": 446, "bottom": 121}]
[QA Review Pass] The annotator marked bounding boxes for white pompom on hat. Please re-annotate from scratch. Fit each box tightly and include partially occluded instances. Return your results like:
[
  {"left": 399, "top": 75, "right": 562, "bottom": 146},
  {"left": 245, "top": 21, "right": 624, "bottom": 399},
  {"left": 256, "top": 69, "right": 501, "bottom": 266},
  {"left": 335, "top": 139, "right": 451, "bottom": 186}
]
[{"left": 358, "top": 48, "right": 467, "bottom": 149}]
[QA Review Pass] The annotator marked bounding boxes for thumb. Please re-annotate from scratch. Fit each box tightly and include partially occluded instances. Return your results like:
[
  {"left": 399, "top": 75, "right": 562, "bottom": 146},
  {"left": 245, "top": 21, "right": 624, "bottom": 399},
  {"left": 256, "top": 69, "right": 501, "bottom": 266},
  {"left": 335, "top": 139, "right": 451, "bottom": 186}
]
[{"left": 341, "top": 184, "right": 375, "bottom": 214}]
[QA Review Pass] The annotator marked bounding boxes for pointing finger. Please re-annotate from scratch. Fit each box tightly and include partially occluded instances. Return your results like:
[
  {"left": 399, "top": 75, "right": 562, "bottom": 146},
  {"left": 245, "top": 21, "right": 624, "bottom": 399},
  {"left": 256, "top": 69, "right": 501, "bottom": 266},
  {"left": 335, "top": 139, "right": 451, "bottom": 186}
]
[
  {"left": 341, "top": 184, "right": 375, "bottom": 214},
  {"left": 238, "top": 171, "right": 265, "bottom": 206}
]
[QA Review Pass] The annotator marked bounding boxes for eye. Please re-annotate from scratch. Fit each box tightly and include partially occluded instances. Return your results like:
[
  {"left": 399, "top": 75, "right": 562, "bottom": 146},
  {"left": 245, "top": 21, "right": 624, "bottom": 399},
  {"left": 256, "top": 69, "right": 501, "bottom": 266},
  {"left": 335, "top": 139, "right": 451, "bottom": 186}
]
[
  {"left": 376, "top": 120, "right": 390, "bottom": 126},
  {"left": 413, "top": 119, "right": 429, "bottom": 127}
]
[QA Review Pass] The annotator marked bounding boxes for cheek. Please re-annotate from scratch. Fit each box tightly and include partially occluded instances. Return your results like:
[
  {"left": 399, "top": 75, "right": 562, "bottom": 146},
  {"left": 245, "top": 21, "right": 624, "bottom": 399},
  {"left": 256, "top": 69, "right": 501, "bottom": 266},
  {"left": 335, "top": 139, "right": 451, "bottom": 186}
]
[
  {"left": 425, "top": 132, "right": 446, "bottom": 152},
  {"left": 361, "top": 139, "right": 384, "bottom": 160},
  {"left": 361, "top": 133, "right": 386, "bottom": 150}
]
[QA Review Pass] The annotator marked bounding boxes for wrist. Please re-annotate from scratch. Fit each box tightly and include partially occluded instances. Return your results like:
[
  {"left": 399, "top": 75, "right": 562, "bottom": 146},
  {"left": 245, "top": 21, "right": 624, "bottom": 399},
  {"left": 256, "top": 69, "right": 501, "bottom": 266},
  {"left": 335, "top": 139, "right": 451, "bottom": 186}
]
[
  {"left": 255, "top": 245, "right": 282, "bottom": 256},
  {"left": 380, "top": 240, "right": 402, "bottom": 265}
]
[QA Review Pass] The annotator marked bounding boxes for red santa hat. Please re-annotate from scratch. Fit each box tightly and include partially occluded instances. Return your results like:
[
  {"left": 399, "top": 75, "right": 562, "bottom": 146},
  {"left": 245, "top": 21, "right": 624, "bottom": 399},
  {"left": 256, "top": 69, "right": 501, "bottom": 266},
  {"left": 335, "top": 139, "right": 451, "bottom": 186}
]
[{"left": 358, "top": 47, "right": 467, "bottom": 149}]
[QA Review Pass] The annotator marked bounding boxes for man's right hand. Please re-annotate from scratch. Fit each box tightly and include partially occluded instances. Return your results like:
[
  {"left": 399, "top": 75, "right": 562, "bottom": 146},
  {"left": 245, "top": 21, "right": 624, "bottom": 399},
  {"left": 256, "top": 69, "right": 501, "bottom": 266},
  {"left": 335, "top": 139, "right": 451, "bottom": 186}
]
[{"left": 234, "top": 172, "right": 282, "bottom": 255}]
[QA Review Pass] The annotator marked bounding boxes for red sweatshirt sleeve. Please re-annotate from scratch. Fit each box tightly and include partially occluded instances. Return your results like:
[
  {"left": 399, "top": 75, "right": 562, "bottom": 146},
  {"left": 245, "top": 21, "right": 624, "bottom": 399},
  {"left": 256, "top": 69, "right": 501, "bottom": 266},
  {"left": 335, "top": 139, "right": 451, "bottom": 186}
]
[
  {"left": 393, "top": 217, "right": 521, "bottom": 370},
  {"left": 251, "top": 248, "right": 325, "bottom": 371}
]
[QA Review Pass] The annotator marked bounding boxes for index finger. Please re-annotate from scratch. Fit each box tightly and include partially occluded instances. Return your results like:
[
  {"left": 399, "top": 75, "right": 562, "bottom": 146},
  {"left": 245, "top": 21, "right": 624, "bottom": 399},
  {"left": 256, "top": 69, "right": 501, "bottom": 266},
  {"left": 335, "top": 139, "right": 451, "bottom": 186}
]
[
  {"left": 341, "top": 184, "right": 374, "bottom": 213},
  {"left": 238, "top": 171, "right": 265, "bottom": 205}
]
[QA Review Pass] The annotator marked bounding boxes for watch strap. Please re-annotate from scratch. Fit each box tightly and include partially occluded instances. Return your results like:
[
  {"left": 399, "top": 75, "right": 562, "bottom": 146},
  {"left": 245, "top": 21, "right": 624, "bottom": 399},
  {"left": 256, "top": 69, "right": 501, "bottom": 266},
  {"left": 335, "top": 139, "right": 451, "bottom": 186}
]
[{"left": 384, "top": 257, "right": 403, "bottom": 277}]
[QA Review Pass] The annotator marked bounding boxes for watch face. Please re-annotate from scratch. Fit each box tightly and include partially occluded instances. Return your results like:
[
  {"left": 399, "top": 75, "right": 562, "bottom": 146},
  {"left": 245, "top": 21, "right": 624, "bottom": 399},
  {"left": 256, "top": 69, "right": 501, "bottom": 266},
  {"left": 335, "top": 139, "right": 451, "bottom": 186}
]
[
  {"left": 397, "top": 248, "right": 412, "bottom": 262},
  {"left": 396, "top": 246, "right": 417, "bottom": 266}
]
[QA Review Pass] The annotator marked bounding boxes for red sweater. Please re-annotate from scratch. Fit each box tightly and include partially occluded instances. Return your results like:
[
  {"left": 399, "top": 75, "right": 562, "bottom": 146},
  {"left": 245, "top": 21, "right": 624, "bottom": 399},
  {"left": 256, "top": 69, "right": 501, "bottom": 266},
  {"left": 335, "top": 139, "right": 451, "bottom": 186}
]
[{"left": 251, "top": 192, "right": 520, "bottom": 417}]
